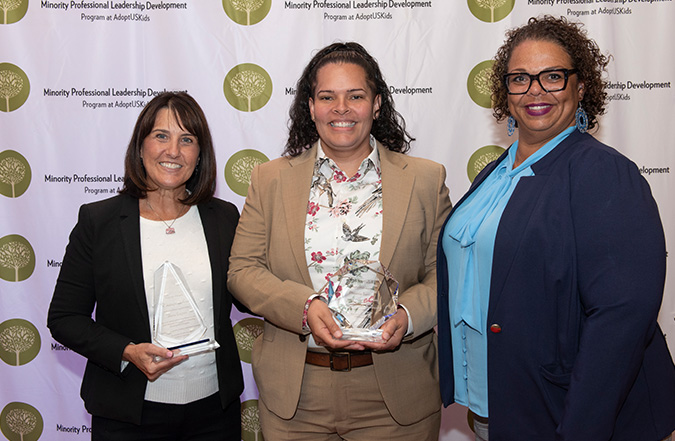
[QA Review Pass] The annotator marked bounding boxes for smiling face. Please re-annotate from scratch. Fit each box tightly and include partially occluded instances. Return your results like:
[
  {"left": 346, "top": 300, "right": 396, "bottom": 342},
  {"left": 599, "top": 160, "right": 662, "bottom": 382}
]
[
  {"left": 141, "top": 107, "right": 200, "bottom": 195},
  {"left": 308, "top": 62, "right": 381, "bottom": 162},
  {"left": 507, "top": 39, "right": 583, "bottom": 149}
]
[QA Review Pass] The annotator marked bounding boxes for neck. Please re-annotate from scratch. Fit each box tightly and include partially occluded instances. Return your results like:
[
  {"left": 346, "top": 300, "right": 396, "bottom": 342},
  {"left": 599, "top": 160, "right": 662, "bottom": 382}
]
[
  {"left": 142, "top": 187, "right": 188, "bottom": 220},
  {"left": 512, "top": 143, "right": 541, "bottom": 169},
  {"left": 324, "top": 144, "right": 373, "bottom": 178}
]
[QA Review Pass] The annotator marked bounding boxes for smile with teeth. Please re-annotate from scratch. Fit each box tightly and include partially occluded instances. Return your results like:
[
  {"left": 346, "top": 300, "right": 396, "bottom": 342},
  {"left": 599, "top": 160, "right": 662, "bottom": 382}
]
[
  {"left": 160, "top": 162, "right": 182, "bottom": 169},
  {"left": 526, "top": 104, "right": 551, "bottom": 111},
  {"left": 330, "top": 121, "right": 356, "bottom": 128}
]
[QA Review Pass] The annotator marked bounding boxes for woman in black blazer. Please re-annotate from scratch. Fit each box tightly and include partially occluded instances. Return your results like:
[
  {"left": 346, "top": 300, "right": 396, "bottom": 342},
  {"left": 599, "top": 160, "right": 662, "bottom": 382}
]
[{"left": 48, "top": 92, "right": 244, "bottom": 441}]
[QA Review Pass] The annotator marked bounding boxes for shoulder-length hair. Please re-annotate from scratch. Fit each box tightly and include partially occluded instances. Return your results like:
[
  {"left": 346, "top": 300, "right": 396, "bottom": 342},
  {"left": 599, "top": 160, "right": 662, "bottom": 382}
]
[
  {"left": 491, "top": 15, "right": 610, "bottom": 131},
  {"left": 120, "top": 91, "right": 217, "bottom": 205},
  {"left": 284, "top": 42, "right": 414, "bottom": 157}
]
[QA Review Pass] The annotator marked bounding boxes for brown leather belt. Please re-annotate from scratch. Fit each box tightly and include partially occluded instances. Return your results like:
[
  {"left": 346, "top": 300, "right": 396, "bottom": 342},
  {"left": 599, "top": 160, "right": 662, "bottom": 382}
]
[
  {"left": 305, "top": 351, "right": 373, "bottom": 372},
  {"left": 469, "top": 410, "right": 489, "bottom": 424}
]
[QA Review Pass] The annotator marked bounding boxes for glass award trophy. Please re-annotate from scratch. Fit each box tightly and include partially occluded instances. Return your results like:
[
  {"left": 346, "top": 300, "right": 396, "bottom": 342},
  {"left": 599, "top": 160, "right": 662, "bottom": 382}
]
[
  {"left": 151, "top": 261, "right": 219, "bottom": 357},
  {"left": 322, "top": 259, "right": 399, "bottom": 342}
]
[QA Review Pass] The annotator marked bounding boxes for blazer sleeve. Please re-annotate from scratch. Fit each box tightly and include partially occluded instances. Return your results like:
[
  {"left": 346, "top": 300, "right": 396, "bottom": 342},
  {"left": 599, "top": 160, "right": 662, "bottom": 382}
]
[
  {"left": 559, "top": 149, "right": 666, "bottom": 439},
  {"left": 227, "top": 163, "right": 315, "bottom": 335},
  {"left": 47, "top": 204, "right": 134, "bottom": 374},
  {"left": 398, "top": 162, "right": 453, "bottom": 336}
]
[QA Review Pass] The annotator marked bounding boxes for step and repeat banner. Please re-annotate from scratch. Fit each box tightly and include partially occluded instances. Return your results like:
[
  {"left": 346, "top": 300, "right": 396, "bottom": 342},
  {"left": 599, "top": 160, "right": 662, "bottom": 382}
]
[{"left": 1, "top": 1, "right": 673, "bottom": 440}]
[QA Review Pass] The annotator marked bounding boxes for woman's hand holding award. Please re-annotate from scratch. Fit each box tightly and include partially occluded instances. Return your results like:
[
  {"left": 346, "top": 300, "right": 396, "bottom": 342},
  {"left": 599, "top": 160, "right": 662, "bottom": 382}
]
[{"left": 320, "top": 259, "right": 399, "bottom": 342}]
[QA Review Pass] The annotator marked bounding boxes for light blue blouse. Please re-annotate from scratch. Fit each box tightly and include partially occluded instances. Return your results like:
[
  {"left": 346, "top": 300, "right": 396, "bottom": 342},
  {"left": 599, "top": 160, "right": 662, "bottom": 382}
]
[{"left": 442, "top": 126, "right": 576, "bottom": 417}]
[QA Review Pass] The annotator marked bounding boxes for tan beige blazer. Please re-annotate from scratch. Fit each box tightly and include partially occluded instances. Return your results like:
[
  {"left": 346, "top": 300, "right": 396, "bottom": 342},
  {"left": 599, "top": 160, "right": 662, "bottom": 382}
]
[{"left": 228, "top": 142, "right": 452, "bottom": 425}]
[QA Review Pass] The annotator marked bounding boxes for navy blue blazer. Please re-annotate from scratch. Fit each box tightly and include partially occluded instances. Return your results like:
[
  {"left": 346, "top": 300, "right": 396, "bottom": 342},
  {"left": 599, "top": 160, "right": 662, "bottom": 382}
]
[
  {"left": 437, "top": 131, "right": 675, "bottom": 440},
  {"left": 48, "top": 194, "right": 244, "bottom": 425}
]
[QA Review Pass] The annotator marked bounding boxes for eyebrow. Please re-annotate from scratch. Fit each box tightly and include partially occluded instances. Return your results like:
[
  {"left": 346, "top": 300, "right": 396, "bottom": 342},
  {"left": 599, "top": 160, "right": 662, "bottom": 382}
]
[
  {"left": 316, "top": 88, "right": 367, "bottom": 94},
  {"left": 507, "top": 66, "right": 568, "bottom": 73},
  {"left": 150, "top": 128, "right": 196, "bottom": 137}
]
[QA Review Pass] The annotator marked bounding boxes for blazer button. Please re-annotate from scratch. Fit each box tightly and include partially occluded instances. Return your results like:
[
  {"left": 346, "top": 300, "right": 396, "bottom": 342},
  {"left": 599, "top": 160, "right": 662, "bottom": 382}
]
[
  {"left": 490, "top": 324, "right": 502, "bottom": 333},
  {"left": 299, "top": 334, "right": 307, "bottom": 342}
]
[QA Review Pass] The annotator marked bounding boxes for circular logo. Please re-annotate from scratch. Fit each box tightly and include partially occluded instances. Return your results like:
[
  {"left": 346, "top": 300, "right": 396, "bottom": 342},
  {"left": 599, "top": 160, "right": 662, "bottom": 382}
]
[
  {"left": 223, "top": 64, "right": 273, "bottom": 112},
  {"left": 0, "top": 234, "right": 36, "bottom": 282},
  {"left": 467, "top": 0, "right": 515, "bottom": 23},
  {"left": 233, "top": 317, "right": 264, "bottom": 364},
  {"left": 0, "top": 150, "right": 31, "bottom": 198},
  {"left": 0, "top": 63, "right": 30, "bottom": 112},
  {"left": 467, "top": 145, "right": 505, "bottom": 182},
  {"left": 225, "top": 149, "right": 269, "bottom": 197},
  {"left": 467, "top": 60, "right": 494, "bottom": 109},
  {"left": 0, "top": 319, "right": 41, "bottom": 366},
  {"left": 241, "top": 399, "right": 263, "bottom": 441},
  {"left": 0, "top": 0, "right": 28, "bottom": 24},
  {"left": 222, "top": 0, "right": 271, "bottom": 26},
  {"left": 0, "top": 402, "right": 43, "bottom": 441}
]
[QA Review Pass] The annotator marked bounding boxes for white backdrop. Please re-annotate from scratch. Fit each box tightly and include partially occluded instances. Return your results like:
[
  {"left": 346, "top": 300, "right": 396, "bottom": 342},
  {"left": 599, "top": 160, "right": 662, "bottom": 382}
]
[{"left": 1, "top": 1, "right": 673, "bottom": 440}]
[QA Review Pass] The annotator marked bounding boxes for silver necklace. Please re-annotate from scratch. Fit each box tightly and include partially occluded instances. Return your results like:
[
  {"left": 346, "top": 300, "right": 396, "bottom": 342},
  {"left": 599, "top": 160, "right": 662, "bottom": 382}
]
[{"left": 146, "top": 200, "right": 186, "bottom": 234}]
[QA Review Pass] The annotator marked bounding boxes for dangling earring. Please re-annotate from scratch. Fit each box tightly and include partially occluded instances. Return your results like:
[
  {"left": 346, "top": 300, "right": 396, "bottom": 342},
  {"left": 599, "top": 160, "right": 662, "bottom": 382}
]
[
  {"left": 507, "top": 115, "right": 516, "bottom": 136},
  {"left": 575, "top": 105, "right": 588, "bottom": 133}
]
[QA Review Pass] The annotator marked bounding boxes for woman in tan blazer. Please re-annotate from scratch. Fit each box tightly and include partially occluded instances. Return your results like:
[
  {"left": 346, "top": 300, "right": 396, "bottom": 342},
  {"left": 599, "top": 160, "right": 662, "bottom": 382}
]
[{"left": 228, "top": 42, "right": 452, "bottom": 440}]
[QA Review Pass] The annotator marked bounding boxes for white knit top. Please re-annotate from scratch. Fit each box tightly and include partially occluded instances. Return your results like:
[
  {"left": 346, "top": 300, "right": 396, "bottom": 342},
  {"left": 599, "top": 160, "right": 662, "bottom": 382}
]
[{"left": 140, "top": 205, "right": 219, "bottom": 404}]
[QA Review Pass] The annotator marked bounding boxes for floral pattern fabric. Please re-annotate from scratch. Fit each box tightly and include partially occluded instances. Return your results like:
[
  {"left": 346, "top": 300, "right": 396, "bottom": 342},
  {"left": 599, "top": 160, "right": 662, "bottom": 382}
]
[{"left": 304, "top": 141, "right": 383, "bottom": 305}]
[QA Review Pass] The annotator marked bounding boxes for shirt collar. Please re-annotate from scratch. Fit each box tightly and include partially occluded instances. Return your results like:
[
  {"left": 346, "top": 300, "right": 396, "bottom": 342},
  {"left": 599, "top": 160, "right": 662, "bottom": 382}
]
[{"left": 316, "top": 135, "right": 380, "bottom": 176}]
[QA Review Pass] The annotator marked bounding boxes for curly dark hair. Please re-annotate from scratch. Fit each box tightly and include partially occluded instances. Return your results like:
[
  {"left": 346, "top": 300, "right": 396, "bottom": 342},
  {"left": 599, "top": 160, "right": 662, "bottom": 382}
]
[
  {"left": 491, "top": 15, "right": 611, "bottom": 131},
  {"left": 284, "top": 42, "right": 414, "bottom": 157},
  {"left": 120, "top": 91, "right": 217, "bottom": 205}
]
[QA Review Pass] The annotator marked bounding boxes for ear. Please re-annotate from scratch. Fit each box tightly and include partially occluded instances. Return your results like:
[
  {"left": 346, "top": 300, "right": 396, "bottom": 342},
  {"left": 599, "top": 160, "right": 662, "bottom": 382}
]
[
  {"left": 577, "top": 82, "right": 585, "bottom": 101},
  {"left": 308, "top": 98, "right": 315, "bottom": 122},
  {"left": 373, "top": 94, "right": 382, "bottom": 120}
]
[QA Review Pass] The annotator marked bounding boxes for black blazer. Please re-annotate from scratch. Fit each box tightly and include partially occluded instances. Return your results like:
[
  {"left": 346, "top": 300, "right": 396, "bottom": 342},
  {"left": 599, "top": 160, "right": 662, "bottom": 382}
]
[{"left": 48, "top": 194, "right": 244, "bottom": 424}]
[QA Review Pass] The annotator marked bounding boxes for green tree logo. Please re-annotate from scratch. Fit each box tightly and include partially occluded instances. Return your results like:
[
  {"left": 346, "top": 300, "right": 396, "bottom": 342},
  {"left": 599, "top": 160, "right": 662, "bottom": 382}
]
[
  {"left": 467, "top": 0, "right": 514, "bottom": 23},
  {"left": 0, "top": 0, "right": 28, "bottom": 24},
  {"left": 223, "top": 0, "right": 271, "bottom": 26},
  {"left": 0, "top": 319, "right": 41, "bottom": 366},
  {"left": 241, "top": 399, "right": 264, "bottom": 441},
  {"left": 0, "top": 234, "right": 35, "bottom": 282},
  {"left": 467, "top": 60, "right": 494, "bottom": 109},
  {"left": 225, "top": 149, "right": 269, "bottom": 197},
  {"left": 0, "top": 63, "right": 29, "bottom": 112},
  {"left": 0, "top": 150, "right": 31, "bottom": 198},
  {"left": 233, "top": 317, "right": 264, "bottom": 364},
  {"left": 0, "top": 402, "right": 43, "bottom": 441},
  {"left": 467, "top": 145, "right": 505, "bottom": 182},
  {"left": 224, "top": 64, "right": 273, "bottom": 112}
]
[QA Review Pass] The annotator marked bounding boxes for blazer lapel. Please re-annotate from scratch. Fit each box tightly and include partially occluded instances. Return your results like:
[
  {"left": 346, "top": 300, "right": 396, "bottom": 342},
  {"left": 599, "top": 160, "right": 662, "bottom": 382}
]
[
  {"left": 379, "top": 144, "right": 414, "bottom": 268},
  {"left": 198, "top": 202, "right": 222, "bottom": 326},
  {"left": 118, "top": 195, "right": 151, "bottom": 331},
  {"left": 281, "top": 147, "right": 316, "bottom": 286},
  {"left": 487, "top": 133, "right": 582, "bottom": 318}
]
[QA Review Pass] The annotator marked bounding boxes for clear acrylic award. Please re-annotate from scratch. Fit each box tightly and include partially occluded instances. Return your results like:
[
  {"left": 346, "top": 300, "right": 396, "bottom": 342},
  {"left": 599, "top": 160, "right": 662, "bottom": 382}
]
[
  {"left": 321, "top": 259, "right": 399, "bottom": 342},
  {"left": 151, "top": 261, "right": 219, "bottom": 357}
]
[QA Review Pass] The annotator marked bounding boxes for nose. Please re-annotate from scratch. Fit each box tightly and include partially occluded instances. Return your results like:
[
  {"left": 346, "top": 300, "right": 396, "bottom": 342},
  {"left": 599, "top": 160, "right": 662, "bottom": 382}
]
[
  {"left": 333, "top": 96, "right": 349, "bottom": 114},
  {"left": 528, "top": 77, "right": 545, "bottom": 96},
  {"left": 165, "top": 138, "right": 181, "bottom": 157}
]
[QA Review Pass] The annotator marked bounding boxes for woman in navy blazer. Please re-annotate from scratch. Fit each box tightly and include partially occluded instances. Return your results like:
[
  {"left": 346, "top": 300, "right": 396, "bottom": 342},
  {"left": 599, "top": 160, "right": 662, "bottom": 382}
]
[
  {"left": 437, "top": 16, "right": 675, "bottom": 440},
  {"left": 48, "top": 92, "right": 244, "bottom": 440}
]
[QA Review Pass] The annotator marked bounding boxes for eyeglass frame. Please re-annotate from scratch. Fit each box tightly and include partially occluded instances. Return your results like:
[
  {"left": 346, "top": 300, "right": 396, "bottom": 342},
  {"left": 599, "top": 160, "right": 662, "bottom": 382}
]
[{"left": 503, "top": 68, "right": 579, "bottom": 95}]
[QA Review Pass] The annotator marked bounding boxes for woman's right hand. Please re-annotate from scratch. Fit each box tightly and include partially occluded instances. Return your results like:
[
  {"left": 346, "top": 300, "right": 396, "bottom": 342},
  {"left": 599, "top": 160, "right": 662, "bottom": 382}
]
[
  {"left": 122, "top": 342, "right": 188, "bottom": 381},
  {"left": 306, "top": 299, "right": 366, "bottom": 351}
]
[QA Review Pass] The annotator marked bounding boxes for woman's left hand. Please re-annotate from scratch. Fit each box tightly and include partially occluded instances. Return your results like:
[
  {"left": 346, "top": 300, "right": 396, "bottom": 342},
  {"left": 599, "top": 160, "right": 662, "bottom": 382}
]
[{"left": 361, "top": 308, "right": 408, "bottom": 352}]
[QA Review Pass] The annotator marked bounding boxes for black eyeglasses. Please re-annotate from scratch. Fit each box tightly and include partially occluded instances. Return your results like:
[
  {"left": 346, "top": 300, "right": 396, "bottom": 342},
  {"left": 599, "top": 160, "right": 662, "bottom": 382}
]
[{"left": 504, "top": 69, "right": 578, "bottom": 95}]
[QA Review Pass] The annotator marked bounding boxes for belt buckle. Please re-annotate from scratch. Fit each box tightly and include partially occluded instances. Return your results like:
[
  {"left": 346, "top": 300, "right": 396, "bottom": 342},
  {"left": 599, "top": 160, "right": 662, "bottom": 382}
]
[{"left": 329, "top": 351, "right": 351, "bottom": 372}]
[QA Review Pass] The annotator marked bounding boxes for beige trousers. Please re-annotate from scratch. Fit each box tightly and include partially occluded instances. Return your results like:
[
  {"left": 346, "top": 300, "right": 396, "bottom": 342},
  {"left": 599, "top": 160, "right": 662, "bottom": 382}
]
[{"left": 258, "top": 362, "right": 441, "bottom": 441}]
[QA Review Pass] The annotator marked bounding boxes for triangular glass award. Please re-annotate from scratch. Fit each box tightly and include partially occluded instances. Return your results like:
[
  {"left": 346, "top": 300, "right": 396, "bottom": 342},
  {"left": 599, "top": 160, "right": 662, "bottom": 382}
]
[{"left": 151, "top": 261, "right": 219, "bottom": 356}]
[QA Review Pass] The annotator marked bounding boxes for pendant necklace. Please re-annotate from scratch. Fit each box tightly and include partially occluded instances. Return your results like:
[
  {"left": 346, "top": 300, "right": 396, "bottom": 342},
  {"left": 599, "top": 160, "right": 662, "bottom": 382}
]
[{"left": 146, "top": 200, "right": 185, "bottom": 235}]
